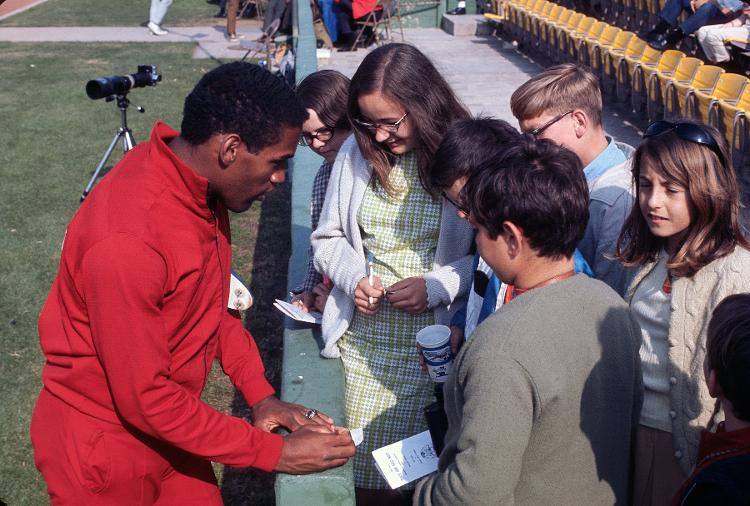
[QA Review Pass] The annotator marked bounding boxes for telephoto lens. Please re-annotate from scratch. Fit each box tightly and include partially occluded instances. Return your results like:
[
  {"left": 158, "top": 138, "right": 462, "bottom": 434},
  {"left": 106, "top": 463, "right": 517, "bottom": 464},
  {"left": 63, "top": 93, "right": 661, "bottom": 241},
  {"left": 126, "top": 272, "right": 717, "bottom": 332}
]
[{"left": 86, "top": 65, "right": 162, "bottom": 100}]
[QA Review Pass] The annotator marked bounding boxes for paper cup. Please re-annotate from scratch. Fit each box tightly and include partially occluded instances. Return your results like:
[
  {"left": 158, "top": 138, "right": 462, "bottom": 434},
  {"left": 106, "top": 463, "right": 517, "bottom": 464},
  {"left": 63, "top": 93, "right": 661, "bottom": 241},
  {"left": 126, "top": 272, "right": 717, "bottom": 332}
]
[{"left": 416, "top": 325, "right": 454, "bottom": 383}]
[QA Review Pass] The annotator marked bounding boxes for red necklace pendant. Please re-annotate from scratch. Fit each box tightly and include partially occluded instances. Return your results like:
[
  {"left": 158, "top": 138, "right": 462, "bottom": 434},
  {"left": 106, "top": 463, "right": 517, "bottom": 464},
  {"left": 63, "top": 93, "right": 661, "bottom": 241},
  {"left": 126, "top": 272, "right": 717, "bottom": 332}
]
[{"left": 662, "top": 275, "right": 672, "bottom": 294}]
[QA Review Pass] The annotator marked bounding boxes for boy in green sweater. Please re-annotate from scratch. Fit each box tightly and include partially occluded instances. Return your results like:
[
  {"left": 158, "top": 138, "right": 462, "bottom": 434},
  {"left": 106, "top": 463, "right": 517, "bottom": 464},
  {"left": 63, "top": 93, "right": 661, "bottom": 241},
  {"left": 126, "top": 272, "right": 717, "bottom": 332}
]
[{"left": 415, "top": 138, "right": 643, "bottom": 505}]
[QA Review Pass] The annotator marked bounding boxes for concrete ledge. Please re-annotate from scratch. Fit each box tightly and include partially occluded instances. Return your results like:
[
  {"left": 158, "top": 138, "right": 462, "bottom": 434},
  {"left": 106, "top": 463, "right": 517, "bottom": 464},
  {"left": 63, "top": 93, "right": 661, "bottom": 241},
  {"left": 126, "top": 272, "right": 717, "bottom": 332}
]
[
  {"left": 275, "top": 0, "right": 355, "bottom": 503},
  {"left": 440, "top": 14, "right": 493, "bottom": 36}
]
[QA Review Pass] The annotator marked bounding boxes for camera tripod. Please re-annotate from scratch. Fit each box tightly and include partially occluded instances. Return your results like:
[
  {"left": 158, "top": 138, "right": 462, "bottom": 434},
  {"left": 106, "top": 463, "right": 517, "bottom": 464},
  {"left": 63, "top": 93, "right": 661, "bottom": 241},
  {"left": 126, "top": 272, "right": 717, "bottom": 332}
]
[{"left": 80, "top": 93, "right": 144, "bottom": 202}]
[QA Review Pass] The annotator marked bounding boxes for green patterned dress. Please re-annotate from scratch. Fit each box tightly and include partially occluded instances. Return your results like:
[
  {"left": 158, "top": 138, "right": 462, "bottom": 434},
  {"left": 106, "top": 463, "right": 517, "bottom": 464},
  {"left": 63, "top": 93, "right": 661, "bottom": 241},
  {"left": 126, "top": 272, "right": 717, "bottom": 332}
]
[{"left": 339, "top": 151, "right": 442, "bottom": 489}]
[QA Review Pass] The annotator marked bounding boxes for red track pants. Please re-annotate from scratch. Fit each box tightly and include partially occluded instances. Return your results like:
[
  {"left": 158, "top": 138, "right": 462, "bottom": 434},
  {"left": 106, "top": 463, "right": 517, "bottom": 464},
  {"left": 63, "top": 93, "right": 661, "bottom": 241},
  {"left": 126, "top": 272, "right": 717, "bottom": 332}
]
[{"left": 30, "top": 388, "right": 223, "bottom": 505}]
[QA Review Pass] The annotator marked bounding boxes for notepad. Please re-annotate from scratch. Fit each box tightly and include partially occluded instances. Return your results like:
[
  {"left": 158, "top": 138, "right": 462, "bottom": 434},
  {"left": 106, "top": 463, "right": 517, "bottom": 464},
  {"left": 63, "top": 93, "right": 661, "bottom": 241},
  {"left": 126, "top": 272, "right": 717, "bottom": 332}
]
[
  {"left": 372, "top": 430, "right": 439, "bottom": 489},
  {"left": 273, "top": 299, "right": 322, "bottom": 324}
]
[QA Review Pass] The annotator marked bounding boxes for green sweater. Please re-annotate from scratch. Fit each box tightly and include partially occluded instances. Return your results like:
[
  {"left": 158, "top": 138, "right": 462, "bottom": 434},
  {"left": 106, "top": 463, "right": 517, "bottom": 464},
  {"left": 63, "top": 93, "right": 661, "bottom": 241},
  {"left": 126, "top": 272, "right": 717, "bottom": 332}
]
[{"left": 414, "top": 274, "right": 643, "bottom": 506}]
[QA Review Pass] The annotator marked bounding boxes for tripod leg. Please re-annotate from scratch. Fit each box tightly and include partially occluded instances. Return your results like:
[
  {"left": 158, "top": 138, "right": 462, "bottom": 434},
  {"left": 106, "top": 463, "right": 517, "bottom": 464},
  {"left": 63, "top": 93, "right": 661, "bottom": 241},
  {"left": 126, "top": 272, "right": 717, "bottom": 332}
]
[
  {"left": 123, "top": 128, "right": 136, "bottom": 151},
  {"left": 81, "top": 130, "right": 123, "bottom": 202}
]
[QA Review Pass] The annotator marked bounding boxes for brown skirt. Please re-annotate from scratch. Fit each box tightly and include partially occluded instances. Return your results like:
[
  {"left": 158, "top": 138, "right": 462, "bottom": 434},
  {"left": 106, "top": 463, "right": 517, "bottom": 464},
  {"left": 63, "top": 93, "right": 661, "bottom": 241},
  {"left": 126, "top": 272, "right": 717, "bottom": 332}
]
[{"left": 632, "top": 425, "right": 688, "bottom": 506}]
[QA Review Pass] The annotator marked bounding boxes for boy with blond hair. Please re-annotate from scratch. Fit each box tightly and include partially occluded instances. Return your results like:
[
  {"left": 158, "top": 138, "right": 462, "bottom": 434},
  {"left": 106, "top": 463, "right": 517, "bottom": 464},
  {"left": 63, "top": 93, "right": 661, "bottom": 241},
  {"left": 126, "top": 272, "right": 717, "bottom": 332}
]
[{"left": 511, "top": 63, "right": 635, "bottom": 296}]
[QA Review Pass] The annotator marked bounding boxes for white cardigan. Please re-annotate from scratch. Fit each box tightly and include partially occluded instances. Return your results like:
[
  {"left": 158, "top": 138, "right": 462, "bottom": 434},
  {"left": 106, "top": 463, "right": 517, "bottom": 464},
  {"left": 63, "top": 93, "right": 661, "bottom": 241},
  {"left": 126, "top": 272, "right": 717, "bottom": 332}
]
[
  {"left": 311, "top": 136, "right": 474, "bottom": 358},
  {"left": 627, "top": 245, "right": 750, "bottom": 474}
]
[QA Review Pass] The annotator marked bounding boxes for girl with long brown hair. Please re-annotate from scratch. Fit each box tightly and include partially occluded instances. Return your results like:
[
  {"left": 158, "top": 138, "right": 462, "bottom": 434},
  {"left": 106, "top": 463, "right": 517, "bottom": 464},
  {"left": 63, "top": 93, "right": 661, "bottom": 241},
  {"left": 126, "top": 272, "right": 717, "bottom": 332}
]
[
  {"left": 616, "top": 120, "right": 750, "bottom": 506},
  {"left": 311, "top": 44, "right": 473, "bottom": 505}
]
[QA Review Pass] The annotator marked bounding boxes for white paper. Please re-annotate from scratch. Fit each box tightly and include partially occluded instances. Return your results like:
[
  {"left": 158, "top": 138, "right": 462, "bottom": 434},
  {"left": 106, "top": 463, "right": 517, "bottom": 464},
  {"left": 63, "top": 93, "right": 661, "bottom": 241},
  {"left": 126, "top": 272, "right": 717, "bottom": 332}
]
[
  {"left": 228, "top": 271, "right": 253, "bottom": 310},
  {"left": 371, "top": 430, "right": 439, "bottom": 489},
  {"left": 273, "top": 299, "right": 322, "bottom": 324},
  {"left": 350, "top": 427, "right": 364, "bottom": 446}
]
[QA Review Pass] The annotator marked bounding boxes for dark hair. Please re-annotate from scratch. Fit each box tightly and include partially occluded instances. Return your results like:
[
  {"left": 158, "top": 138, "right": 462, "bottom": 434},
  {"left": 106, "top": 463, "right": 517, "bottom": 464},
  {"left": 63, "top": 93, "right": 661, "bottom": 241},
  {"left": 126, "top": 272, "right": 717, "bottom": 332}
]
[
  {"left": 296, "top": 70, "right": 351, "bottom": 130},
  {"left": 181, "top": 62, "right": 307, "bottom": 153},
  {"left": 616, "top": 121, "right": 749, "bottom": 277},
  {"left": 348, "top": 43, "right": 470, "bottom": 195},
  {"left": 707, "top": 293, "right": 750, "bottom": 422},
  {"left": 463, "top": 137, "right": 589, "bottom": 258},
  {"left": 429, "top": 117, "right": 520, "bottom": 193}
]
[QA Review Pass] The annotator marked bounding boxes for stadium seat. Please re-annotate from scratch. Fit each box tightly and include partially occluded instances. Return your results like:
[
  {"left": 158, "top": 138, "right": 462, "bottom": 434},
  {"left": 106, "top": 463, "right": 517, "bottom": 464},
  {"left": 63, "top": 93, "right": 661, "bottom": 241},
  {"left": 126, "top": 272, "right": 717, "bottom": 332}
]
[
  {"left": 569, "top": 20, "right": 607, "bottom": 62},
  {"left": 580, "top": 24, "right": 620, "bottom": 67},
  {"left": 593, "top": 29, "right": 633, "bottom": 80},
  {"left": 718, "top": 86, "right": 750, "bottom": 183},
  {"left": 647, "top": 56, "right": 701, "bottom": 121},
  {"left": 560, "top": 16, "right": 597, "bottom": 61},
  {"left": 618, "top": 42, "right": 661, "bottom": 106},
  {"left": 604, "top": 32, "right": 642, "bottom": 95},
  {"left": 690, "top": 73, "right": 748, "bottom": 125},
  {"left": 549, "top": 11, "right": 585, "bottom": 60},
  {"left": 665, "top": 64, "right": 724, "bottom": 120},
  {"left": 533, "top": 4, "right": 566, "bottom": 53},
  {"left": 632, "top": 49, "right": 684, "bottom": 117},
  {"left": 541, "top": 8, "right": 574, "bottom": 58}
]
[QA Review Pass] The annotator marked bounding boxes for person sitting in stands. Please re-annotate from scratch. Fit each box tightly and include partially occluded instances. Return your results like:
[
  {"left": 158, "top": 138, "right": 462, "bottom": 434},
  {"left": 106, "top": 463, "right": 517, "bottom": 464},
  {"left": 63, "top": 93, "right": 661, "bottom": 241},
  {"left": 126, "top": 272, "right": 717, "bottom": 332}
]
[
  {"left": 696, "top": 4, "right": 750, "bottom": 65},
  {"left": 642, "top": 0, "right": 745, "bottom": 50}
]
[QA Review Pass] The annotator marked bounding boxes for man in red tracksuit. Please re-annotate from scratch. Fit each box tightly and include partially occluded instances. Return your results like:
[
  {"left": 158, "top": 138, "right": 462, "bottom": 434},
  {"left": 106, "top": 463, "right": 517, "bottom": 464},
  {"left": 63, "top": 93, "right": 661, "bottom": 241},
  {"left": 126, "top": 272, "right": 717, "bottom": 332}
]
[{"left": 30, "top": 62, "right": 355, "bottom": 505}]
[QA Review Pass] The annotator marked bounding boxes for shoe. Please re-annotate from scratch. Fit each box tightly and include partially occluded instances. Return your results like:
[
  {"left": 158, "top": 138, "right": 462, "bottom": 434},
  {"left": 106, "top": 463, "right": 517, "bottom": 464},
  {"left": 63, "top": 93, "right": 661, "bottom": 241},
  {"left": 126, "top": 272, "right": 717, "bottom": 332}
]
[
  {"left": 447, "top": 6, "right": 466, "bottom": 14},
  {"left": 648, "top": 33, "right": 668, "bottom": 50},
  {"left": 147, "top": 21, "right": 168, "bottom": 36},
  {"left": 227, "top": 32, "right": 246, "bottom": 42}
]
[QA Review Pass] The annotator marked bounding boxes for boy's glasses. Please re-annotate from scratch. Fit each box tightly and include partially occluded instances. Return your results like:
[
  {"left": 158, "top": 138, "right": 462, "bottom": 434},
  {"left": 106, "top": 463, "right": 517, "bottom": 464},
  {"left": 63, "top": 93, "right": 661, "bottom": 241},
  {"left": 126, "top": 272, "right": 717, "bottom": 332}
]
[
  {"left": 527, "top": 110, "right": 574, "bottom": 137},
  {"left": 643, "top": 120, "right": 726, "bottom": 166},
  {"left": 354, "top": 112, "right": 408, "bottom": 135},
  {"left": 441, "top": 191, "right": 470, "bottom": 217},
  {"left": 299, "top": 127, "right": 334, "bottom": 146}
]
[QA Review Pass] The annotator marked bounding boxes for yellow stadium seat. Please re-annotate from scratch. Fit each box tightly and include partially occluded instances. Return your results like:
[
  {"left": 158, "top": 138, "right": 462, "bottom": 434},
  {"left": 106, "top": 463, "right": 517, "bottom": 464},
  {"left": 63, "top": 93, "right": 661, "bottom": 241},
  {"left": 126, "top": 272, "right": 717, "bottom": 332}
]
[
  {"left": 632, "top": 49, "right": 684, "bottom": 117},
  {"left": 617, "top": 42, "right": 661, "bottom": 105},
  {"left": 647, "top": 56, "right": 702, "bottom": 122},
  {"left": 717, "top": 87, "right": 750, "bottom": 175},
  {"left": 604, "top": 32, "right": 643, "bottom": 95},
  {"left": 690, "top": 73, "right": 748, "bottom": 126},
  {"left": 559, "top": 16, "right": 597, "bottom": 61},
  {"left": 665, "top": 64, "right": 724, "bottom": 120},
  {"left": 533, "top": 4, "right": 565, "bottom": 53},
  {"left": 580, "top": 24, "right": 620, "bottom": 67},
  {"left": 541, "top": 8, "right": 573, "bottom": 56},
  {"left": 592, "top": 29, "right": 633, "bottom": 79},
  {"left": 570, "top": 20, "right": 607, "bottom": 62},
  {"left": 549, "top": 12, "right": 585, "bottom": 61}
]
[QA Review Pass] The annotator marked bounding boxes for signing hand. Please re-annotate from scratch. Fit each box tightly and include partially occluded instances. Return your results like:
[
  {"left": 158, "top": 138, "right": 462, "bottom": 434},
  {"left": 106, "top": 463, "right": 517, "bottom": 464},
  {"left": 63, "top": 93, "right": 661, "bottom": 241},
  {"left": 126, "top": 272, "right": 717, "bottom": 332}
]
[
  {"left": 291, "top": 291, "right": 315, "bottom": 313},
  {"left": 275, "top": 425, "right": 356, "bottom": 474},
  {"left": 252, "top": 396, "right": 334, "bottom": 433},
  {"left": 386, "top": 277, "right": 428, "bottom": 314},
  {"left": 311, "top": 282, "right": 331, "bottom": 313},
  {"left": 354, "top": 276, "right": 385, "bottom": 315}
]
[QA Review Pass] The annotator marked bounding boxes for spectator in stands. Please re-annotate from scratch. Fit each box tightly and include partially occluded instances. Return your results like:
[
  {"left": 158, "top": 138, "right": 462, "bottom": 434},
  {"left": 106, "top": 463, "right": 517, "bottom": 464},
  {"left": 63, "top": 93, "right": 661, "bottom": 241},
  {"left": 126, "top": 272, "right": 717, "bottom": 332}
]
[
  {"left": 291, "top": 70, "right": 352, "bottom": 314},
  {"left": 334, "top": 0, "right": 379, "bottom": 50},
  {"left": 414, "top": 138, "right": 643, "bottom": 506},
  {"left": 311, "top": 43, "right": 472, "bottom": 506},
  {"left": 427, "top": 117, "right": 592, "bottom": 355},
  {"left": 642, "top": 0, "right": 745, "bottom": 50},
  {"left": 695, "top": 4, "right": 750, "bottom": 64},
  {"left": 616, "top": 120, "right": 750, "bottom": 506},
  {"left": 672, "top": 293, "right": 750, "bottom": 505},
  {"left": 511, "top": 63, "right": 635, "bottom": 297}
]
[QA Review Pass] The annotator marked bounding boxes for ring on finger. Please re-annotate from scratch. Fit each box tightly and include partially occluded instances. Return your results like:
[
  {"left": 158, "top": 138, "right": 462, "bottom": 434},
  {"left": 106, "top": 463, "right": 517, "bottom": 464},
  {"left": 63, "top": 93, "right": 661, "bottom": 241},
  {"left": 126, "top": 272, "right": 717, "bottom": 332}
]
[{"left": 304, "top": 408, "right": 318, "bottom": 420}]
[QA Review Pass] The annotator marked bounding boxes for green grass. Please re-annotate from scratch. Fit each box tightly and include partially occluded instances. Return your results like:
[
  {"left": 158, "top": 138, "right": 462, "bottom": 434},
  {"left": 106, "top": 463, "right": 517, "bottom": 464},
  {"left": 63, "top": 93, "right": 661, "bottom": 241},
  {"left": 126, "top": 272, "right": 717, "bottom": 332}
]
[
  {"left": 0, "top": 0, "right": 225, "bottom": 27},
  {"left": 0, "top": 42, "right": 286, "bottom": 505}
]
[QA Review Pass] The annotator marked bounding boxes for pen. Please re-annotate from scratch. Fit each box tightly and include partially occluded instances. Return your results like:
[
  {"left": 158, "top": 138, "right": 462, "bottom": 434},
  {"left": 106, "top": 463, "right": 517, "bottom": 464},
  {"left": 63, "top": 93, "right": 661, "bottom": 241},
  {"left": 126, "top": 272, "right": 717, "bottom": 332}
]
[{"left": 367, "top": 252, "right": 375, "bottom": 305}]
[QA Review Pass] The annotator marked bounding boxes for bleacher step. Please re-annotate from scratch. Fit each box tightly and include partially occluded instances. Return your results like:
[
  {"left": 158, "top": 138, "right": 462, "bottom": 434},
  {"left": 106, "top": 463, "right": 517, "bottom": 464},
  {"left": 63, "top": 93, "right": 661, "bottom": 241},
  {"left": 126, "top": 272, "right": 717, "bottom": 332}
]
[{"left": 441, "top": 14, "right": 493, "bottom": 36}]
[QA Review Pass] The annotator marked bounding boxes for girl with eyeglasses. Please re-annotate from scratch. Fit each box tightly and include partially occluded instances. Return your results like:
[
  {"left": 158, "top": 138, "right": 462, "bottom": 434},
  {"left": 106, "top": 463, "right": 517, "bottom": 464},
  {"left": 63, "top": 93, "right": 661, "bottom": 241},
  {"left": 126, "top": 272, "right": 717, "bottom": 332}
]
[
  {"left": 616, "top": 120, "right": 750, "bottom": 506},
  {"left": 311, "top": 44, "right": 473, "bottom": 505},
  {"left": 290, "top": 70, "right": 351, "bottom": 314}
]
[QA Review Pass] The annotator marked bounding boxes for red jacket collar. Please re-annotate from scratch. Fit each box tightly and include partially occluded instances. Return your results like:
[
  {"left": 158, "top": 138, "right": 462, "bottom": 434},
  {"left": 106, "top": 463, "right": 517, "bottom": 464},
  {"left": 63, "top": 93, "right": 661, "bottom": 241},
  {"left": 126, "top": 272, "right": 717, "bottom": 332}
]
[
  {"left": 696, "top": 422, "right": 750, "bottom": 468},
  {"left": 149, "top": 122, "right": 212, "bottom": 211}
]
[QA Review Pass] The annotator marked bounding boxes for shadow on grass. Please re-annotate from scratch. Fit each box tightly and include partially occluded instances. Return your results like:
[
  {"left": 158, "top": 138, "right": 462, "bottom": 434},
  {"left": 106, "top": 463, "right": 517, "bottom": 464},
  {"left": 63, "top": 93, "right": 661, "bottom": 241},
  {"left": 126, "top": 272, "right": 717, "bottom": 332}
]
[{"left": 220, "top": 182, "right": 291, "bottom": 506}]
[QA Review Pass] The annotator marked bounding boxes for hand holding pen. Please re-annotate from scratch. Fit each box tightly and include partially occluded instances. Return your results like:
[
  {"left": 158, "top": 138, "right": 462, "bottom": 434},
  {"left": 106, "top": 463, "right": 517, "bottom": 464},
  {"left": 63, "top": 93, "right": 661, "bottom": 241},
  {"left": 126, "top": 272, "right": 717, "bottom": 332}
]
[
  {"left": 354, "top": 253, "right": 384, "bottom": 315},
  {"left": 385, "top": 277, "right": 428, "bottom": 315}
]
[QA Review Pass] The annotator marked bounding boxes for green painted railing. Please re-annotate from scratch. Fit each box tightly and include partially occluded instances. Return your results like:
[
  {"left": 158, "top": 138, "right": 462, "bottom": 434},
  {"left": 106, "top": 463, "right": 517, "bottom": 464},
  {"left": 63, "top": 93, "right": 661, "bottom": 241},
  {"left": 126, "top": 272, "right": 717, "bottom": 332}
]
[{"left": 274, "top": 0, "right": 355, "bottom": 503}]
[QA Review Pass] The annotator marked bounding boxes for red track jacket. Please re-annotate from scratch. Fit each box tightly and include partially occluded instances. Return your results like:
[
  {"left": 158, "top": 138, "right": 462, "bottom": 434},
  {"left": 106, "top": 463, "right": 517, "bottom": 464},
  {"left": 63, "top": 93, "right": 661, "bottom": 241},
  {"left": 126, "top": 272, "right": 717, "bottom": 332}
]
[{"left": 37, "top": 122, "right": 283, "bottom": 471}]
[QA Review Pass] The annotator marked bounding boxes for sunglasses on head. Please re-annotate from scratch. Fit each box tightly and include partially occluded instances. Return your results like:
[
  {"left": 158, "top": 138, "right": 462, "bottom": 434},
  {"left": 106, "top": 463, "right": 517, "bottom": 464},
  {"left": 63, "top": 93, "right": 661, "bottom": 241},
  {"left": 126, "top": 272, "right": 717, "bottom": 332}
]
[{"left": 643, "top": 121, "right": 726, "bottom": 166}]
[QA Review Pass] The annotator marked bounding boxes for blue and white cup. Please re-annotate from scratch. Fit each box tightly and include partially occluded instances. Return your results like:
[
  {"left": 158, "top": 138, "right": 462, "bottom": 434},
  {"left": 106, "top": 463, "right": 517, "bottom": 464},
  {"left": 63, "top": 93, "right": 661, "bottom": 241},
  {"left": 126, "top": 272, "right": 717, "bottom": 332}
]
[{"left": 416, "top": 325, "right": 454, "bottom": 383}]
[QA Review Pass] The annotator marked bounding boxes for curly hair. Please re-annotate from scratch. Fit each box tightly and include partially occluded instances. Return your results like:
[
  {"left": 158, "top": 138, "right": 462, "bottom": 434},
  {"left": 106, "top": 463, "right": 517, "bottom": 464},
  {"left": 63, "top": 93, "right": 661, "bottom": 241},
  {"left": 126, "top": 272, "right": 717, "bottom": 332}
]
[{"left": 181, "top": 62, "right": 307, "bottom": 153}]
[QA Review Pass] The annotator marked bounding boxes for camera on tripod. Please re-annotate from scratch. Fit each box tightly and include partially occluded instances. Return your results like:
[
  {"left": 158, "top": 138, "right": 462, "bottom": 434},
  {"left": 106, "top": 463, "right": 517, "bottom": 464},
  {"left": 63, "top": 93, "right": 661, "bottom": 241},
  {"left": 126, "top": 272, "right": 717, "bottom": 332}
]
[{"left": 85, "top": 64, "right": 162, "bottom": 100}]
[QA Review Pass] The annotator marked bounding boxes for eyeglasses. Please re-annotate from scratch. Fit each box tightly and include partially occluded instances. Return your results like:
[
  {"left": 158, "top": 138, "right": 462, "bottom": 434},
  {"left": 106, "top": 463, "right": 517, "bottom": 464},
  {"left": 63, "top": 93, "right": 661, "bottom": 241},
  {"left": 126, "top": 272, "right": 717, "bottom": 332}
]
[
  {"left": 441, "top": 191, "right": 470, "bottom": 217},
  {"left": 299, "top": 127, "right": 334, "bottom": 146},
  {"left": 643, "top": 120, "right": 725, "bottom": 166},
  {"left": 527, "top": 110, "right": 574, "bottom": 137},
  {"left": 353, "top": 112, "right": 408, "bottom": 135}
]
